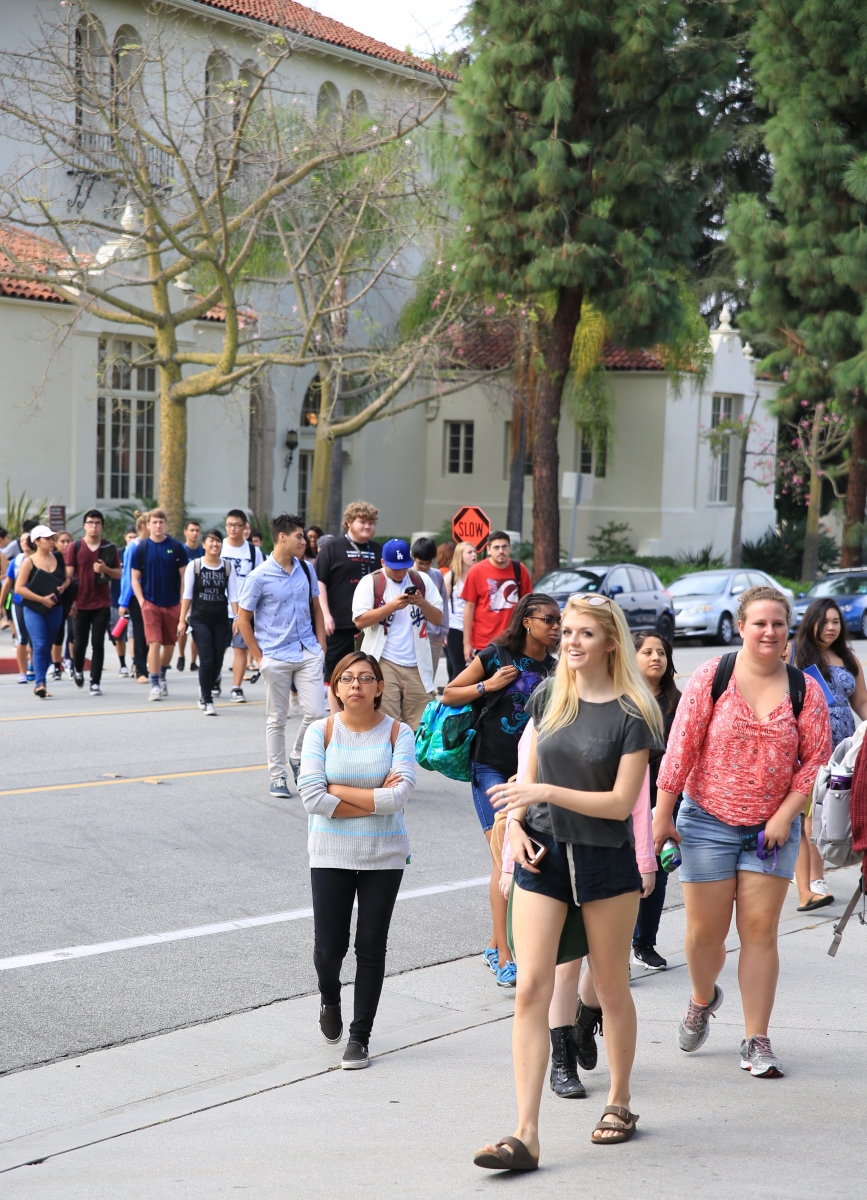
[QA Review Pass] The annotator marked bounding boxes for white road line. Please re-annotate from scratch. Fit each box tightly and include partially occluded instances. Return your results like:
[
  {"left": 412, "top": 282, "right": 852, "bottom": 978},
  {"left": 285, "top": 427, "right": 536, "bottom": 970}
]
[{"left": 0, "top": 876, "right": 489, "bottom": 972}]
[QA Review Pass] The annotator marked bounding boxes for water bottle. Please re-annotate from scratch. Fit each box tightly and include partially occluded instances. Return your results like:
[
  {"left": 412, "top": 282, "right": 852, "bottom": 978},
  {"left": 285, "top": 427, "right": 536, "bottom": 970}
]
[{"left": 660, "top": 838, "right": 682, "bottom": 873}]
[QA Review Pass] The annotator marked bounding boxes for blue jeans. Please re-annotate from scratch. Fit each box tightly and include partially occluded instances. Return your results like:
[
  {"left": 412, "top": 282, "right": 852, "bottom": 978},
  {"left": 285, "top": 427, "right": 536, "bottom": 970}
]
[
  {"left": 23, "top": 605, "right": 64, "bottom": 686},
  {"left": 676, "top": 796, "right": 800, "bottom": 882},
  {"left": 470, "top": 761, "right": 509, "bottom": 832}
]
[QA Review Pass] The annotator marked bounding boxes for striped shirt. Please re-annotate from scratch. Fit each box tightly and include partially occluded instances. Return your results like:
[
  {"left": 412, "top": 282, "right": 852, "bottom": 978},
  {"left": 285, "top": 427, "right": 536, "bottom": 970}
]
[{"left": 298, "top": 714, "right": 416, "bottom": 870}]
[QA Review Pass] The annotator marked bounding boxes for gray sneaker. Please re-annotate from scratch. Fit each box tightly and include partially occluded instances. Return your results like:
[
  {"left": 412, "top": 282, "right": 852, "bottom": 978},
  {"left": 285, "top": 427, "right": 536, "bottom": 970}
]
[
  {"left": 740, "top": 1035, "right": 783, "bottom": 1078},
  {"left": 678, "top": 984, "right": 724, "bottom": 1052},
  {"left": 269, "top": 777, "right": 291, "bottom": 799}
]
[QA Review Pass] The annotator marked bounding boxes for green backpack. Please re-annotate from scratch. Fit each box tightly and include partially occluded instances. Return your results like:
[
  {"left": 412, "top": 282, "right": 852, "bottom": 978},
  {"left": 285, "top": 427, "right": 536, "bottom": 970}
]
[{"left": 414, "top": 646, "right": 514, "bottom": 782}]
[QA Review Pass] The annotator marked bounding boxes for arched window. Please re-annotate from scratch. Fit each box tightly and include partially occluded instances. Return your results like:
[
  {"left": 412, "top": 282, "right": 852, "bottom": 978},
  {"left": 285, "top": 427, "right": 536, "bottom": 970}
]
[
  {"left": 301, "top": 375, "right": 321, "bottom": 426},
  {"left": 316, "top": 81, "right": 340, "bottom": 128},
  {"left": 234, "top": 60, "right": 261, "bottom": 131},
  {"left": 111, "top": 25, "right": 142, "bottom": 124},
  {"left": 346, "top": 90, "right": 368, "bottom": 126},
  {"left": 205, "top": 51, "right": 232, "bottom": 141},
  {"left": 74, "top": 15, "right": 109, "bottom": 133}
]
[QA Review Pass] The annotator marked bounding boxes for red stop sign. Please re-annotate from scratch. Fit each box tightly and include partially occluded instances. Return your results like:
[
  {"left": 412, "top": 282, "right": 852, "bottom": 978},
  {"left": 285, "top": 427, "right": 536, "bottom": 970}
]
[{"left": 452, "top": 505, "right": 490, "bottom": 552}]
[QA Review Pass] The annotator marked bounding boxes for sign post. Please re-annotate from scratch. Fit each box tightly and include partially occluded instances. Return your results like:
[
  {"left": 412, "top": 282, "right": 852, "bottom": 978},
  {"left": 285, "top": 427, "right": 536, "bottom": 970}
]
[{"left": 452, "top": 505, "right": 491, "bottom": 552}]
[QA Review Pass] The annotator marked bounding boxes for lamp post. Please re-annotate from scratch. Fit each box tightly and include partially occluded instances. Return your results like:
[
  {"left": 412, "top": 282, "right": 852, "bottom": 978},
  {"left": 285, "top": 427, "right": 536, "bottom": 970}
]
[{"left": 282, "top": 428, "right": 299, "bottom": 492}]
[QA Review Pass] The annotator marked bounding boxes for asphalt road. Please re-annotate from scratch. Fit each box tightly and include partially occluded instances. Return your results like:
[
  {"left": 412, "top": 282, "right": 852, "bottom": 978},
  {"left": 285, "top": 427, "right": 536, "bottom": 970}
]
[{"left": 0, "top": 636, "right": 735, "bottom": 1077}]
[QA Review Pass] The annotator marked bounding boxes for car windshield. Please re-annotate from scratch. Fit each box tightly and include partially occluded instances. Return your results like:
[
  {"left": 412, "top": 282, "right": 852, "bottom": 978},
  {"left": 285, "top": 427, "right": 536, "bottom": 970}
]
[
  {"left": 668, "top": 572, "right": 730, "bottom": 598},
  {"left": 534, "top": 569, "right": 604, "bottom": 593},
  {"left": 806, "top": 575, "right": 867, "bottom": 598}
]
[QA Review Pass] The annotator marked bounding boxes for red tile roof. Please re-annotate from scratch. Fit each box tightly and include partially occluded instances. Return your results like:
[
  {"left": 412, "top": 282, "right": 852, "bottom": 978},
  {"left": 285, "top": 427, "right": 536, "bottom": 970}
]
[
  {"left": 189, "top": 1, "right": 456, "bottom": 79},
  {"left": 0, "top": 227, "right": 72, "bottom": 305},
  {"left": 600, "top": 343, "right": 664, "bottom": 371},
  {"left": 442, "top": 324, "right": 666, "bottom": 373}
]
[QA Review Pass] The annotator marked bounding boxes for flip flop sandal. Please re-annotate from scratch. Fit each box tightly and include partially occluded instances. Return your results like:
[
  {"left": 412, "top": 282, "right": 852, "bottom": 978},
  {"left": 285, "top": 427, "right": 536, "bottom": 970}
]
[
  {"left": 33, "top": 684, "right": 50, "bottom": 699},
  {"left": 473, "top": 1136, "right": 539, "bottom": 1171},
  {"left": 796, "top": 894, "right": 834, "bottom": 912},
  {"left": 591, "top": 1105, "right": 639, "bottom": 1145}
]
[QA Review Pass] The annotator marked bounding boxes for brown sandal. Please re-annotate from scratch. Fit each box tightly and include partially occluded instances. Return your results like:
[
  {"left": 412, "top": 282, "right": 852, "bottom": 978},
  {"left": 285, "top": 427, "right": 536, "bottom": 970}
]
[
  {"left": 473, "top": 1136, "right": 539, "bottom": 1171},
  {"left": 591, "top": 1105, "right": 639, "bottom": 1144}
]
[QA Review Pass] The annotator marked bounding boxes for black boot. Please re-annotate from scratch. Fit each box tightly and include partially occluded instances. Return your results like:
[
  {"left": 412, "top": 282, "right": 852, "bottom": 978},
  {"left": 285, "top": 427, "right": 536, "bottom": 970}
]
[
  {"left": 549, "top": 1026, "right": 587, "bottom": 1098},
  {"left": 574, "top": 1000, "right": 603, "bottom": 1071}
]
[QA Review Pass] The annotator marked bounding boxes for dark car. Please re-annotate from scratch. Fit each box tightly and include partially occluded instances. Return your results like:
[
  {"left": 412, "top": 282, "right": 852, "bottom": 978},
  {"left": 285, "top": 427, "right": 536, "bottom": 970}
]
[
  {"left": 534, "top": 563, "right": 675, "bottom": 639},
  {"left": 792, "top": 570, "right": 867, "bottom": 637}
]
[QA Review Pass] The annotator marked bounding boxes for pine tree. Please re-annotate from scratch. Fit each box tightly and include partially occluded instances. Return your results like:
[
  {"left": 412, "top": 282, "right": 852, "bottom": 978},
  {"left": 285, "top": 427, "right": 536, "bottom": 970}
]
[
  {"left": 454, "top": 0, "right": 737, "bottom": 575},
  {"left": 728, "top": 1, "right": 867, "bottom": 576}
]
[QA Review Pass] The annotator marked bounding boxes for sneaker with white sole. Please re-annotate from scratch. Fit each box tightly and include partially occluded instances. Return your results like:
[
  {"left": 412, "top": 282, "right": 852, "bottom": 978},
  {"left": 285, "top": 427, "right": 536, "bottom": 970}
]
[
  {"left": 204, "top": 702, "right": 216, "bottom": 716},
  {"left": 269, "top": 777, "right": 291, "bottom": 798},
  {"left": 118, "top": 665, "right": 129, "bottom": 677},
  {"left": 632, "top": 943, "right": 667, "bottom": 971},
  {"left": 740, "top": 1035, "right": 784, "bottom": 1078},
  {"left": 678, "top": 984, "right": 724, "bottom": 1052},
  {"left": 809, "top": 878, "right": 830, "bottom": 895},
  {"left": 230, "top": 687, "right": 245, "bottom": 703},
  {"left": 89, "top": 683, "right": 102, "bottom": 696},
  {"left": 159, "top": 678, "right": 168, "bottom": 697},
  {"left": 496, "top": 959, "right": 517, "bottom": 988},
  {"left": 149, "top": 685, "right": 162, "bottom": 702},
  {"left": 341, "top": 1041, "right": 369, "bottom": 1070},
  {"left": 319, "top": 1003, "right": 343, "bottom": 1044}
]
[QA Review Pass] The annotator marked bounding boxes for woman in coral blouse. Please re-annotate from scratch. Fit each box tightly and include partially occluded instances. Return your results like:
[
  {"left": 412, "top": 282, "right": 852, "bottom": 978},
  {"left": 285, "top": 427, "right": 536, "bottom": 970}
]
[{"left": 653, "top": 586, "right": 830, "bottom": 1080}]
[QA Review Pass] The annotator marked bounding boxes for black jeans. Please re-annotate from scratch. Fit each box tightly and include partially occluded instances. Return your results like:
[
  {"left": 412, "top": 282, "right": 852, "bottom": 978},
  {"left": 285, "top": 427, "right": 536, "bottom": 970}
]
[
  {"left": 445, "top": 628, "right": 465, "bottom": 681},
  {"left": 311, "top": 867, "right": 403, "bottom": 1045},
  {"left": 633, "top": 860, "right": 668, "bottom": 948},
  {"left": 324, "top": 627, "right": 358, "bottom": 680},
  {"left": 128, "top": 595, "right": 148, "bottom": 678},
  {"left": 189, "top": 609, "right": 229, "bottom": 703},
  {"left": 73, "top": 606, "right": 111, "bottom": 684}
]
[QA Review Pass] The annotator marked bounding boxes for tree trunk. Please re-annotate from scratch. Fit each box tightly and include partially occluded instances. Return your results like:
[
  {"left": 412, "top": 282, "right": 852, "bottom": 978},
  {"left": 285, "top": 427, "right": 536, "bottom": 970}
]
[
  {"left": 506, "top": 376, "right": 527, "bottom": 537},
  {"left": 842, "top": 417, "right": 867, "bottom": 567},
  {"left": 326, "top": 393, "right": 344, "bottom": 535},
  {"left": 307, "top": 376, "right": 334, "bottom": 529},
  {"left": 532, "top": 287, "right": 583, "bottom": 578},
  {"left": 801, "top": 457, "right": 822, "bottom": 582},
  {"left": 157, "top": 363, "right": 186, "bottom": 537},
  {"left": 729, "top": 429, "right": 748, "bottom": 568}
]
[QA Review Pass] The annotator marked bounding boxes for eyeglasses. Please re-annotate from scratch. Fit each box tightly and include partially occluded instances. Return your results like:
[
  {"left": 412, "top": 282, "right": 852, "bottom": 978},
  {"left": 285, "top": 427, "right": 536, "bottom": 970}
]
[
  {"left": 531, "top": 613, "right": 562, "bottom": 626},
  {"left": 571, "top": 593, "right": 613, "bottom": 606},
  {"left": 337, "top": 673, "right": 378, "bottom": 685}
]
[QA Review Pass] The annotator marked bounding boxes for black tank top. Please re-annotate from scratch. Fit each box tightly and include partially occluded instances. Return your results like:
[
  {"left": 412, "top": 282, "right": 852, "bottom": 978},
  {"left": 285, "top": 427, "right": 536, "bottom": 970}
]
[{"left": 22, "top": 553, "right": 66, "bottom": 613}]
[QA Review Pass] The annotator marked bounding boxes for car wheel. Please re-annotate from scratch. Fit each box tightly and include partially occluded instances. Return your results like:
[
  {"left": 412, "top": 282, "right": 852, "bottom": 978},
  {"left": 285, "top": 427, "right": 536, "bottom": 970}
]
[
  {"left": 656, "top": 614, "right": 674, "bottom": 641},
  {"left": 717, "top": 613, "right": 734, "bottom": 646},
  {"left": 861, "top": 612, "right": 867, "bottom": 640}
]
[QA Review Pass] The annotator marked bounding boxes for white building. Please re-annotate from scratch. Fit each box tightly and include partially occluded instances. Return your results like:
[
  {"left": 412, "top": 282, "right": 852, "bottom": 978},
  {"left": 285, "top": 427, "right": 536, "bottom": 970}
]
[{"left": 0, "top": 1, "right": 780, "bottom": 561}]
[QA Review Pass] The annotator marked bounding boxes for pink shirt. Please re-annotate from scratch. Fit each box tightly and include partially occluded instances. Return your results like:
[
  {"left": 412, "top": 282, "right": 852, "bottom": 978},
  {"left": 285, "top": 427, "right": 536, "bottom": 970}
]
[
  {"left": 656, "top": 656, "right": 831, "bottom": 825},
  {"left": 503, "top": 721, "right": 656, "bottom": 874}
]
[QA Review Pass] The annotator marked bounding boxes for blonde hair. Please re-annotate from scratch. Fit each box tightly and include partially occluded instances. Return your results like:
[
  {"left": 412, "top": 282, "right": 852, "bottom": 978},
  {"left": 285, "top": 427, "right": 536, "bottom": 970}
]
[
  {"left": 537, "top": 595, "right": 664, "bottom": 741},
  {"left": 737, "top": 584, "right": 791, "bottom": 626},
  {"left": 450, "top": 541, "right": 476, "bottom": 584},
  {"left": 342, "top": 501, "right": 379, "bottom": 530}
]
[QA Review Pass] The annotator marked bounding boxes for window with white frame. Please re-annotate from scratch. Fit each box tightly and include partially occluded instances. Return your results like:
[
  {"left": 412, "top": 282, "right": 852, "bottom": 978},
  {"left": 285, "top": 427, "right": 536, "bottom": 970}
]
[
  {"left": 709, "top": 394, "right": 737, "bottom": 504},
  {"left": 578, "top": 432, "right": 607, "bottom": 478},
  {"left": 96, "top": 339, "right": 156, "bottom": 500},
  {"left": 298, "top": 451, "right": 314, "bottom": 526},
  {"left": 445, "top": 421, "right": 474, "bottom": 475}
]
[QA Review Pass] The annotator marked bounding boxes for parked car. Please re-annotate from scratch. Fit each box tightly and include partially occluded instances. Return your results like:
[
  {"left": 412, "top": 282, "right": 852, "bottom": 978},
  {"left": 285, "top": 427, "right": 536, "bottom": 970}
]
[
  {"left": 670, "top": 568, "right": 794, "bottom": 645},
  {"left": 534, "top": 563, "right": 675, "bottom": 638},
  {"left": 791, "top": 570, "right": 867, "bottom": 636}
]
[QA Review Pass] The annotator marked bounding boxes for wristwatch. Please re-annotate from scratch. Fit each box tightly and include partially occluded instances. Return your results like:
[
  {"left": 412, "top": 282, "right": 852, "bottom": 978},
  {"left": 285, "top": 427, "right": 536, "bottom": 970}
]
[{"left": 476, "top": 681, "right": 486, "bottom": 695}]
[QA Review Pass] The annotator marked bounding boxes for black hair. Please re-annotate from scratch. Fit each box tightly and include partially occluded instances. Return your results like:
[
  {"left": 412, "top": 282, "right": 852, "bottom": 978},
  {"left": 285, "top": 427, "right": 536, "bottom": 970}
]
[
  {"left": 411, "top": 537, "right": 437, "bottom": 562},
  {"left": 21, "top": 518, "right": 37, "bottom": 533},
  {"left": 184, "top": 518, "right": 201, "bottom": 529},
  {"left": 632, "top": 630, "right": 681, "bottom": 715},
  {"left": 125, "top": 524, "right": 136, "bottom": 534},
  {"left": 202, "top": 528, "right": 224, "bottom": 544},
  {"left": 488, "top": 530, "right": 510, "bottom": 546},
  {"left": 306, "top": 525, "right": 324, "bottom": 539},
  {"left": 330, "top": 651, "right": 384, "bottom": 710},
  {"left": 793, "top": 598, "right": 859, "bottom": 679},
  {"left": 495, "top": 592, "right": 559, "bottom": 657},
  {"left": 83, "top": 509, "right": 104, "bottom": 524},
  {"left": 271, "top": 513, "right": 304, "bottom": 538},
  {"left": 0, "top": 526, "right": 7, "bottom": 539},
  {"left": 250, "top": 529, "right": 263, "bottom": 540},
  {"left": 225, "top": 508, "right": 247, "bottom": 522}
]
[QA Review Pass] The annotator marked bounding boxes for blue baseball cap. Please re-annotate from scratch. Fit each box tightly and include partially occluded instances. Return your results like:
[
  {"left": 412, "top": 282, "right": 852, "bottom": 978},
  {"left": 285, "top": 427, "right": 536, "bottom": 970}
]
[{"left": 381, "top": 538, "right": 412, "bottom": 569}]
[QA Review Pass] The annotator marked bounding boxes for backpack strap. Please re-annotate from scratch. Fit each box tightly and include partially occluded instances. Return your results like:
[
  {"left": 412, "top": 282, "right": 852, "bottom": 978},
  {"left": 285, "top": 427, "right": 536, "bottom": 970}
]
[
  {"left": 372, "top": 569, "right": 389, "bottom": 631},
  {"left": 710, "top": 652, "right": 737, "bottom": 705},
  {"left": 408, "top": 569, "right": 425, "bottom": 594},
  {"left": 786, "top": 663, "right": 806, "bottom": 721},
  {"left": 711, "top": 651, "right": 805, "bottom": 719},
  {"left": 301, "top": 558, "right": 315, "bottom": 630},
  {"left": 512, "top": 559, "right": 521, "bottom": 589}
]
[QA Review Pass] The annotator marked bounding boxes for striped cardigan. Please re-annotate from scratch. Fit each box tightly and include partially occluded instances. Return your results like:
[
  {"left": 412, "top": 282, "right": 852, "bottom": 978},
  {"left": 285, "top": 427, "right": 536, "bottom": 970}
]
[{"left": 298, "top": 714, "right": 416, "bottom": 870}]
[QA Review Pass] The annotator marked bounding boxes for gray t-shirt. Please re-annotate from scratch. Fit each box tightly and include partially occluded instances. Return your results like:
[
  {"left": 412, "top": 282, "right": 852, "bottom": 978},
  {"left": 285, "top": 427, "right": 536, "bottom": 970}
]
[{"left": 525, "top": 685, "right": 658, "bottom": 848}]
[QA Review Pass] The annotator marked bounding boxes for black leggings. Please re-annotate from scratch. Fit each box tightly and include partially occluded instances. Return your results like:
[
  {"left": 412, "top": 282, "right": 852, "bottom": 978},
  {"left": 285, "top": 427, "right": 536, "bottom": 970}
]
[
  {"left": 128, "top": 595, "right": 148, "bottom": 678},
  {"left": 310, "top": 867, "right": 403, "bottom": 1045},
  {"left": 73, "top": 607, "right": 111, "bottom": 684},
  {"left": 445, "top": 628, "right": 465, "bottom": 681},
  {"left": 188, "top": 609, "right": 229, "bottom": 703}
]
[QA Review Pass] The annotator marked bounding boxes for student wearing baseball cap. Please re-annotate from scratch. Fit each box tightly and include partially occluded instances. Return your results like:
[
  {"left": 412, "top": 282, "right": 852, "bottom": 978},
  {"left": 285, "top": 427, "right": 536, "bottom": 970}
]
[{"left": 352, "top": 538, "right": 443, "bottom": 730}]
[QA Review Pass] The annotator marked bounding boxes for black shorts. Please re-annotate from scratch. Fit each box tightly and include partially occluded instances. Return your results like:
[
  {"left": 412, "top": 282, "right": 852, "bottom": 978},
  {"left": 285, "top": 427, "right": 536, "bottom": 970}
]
[
  {"left": 324, "top": 627, "right": 358, "bottom": 680},
  {"left": 514, "top": 826, "right": 641, "bottom": 905}
]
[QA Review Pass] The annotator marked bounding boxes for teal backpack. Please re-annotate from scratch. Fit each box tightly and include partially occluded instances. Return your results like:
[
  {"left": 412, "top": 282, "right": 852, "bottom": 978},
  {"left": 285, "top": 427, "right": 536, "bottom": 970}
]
[{"left": 415, "top": 646, "right": 514, "bottom": 782}]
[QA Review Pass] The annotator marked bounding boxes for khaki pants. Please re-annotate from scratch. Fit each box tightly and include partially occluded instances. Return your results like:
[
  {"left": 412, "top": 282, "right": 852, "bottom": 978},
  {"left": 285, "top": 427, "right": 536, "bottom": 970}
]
[
  {"left": 379, "top": 658, "right": 433, "bottom": 731},
  {"left": 429, "top": 638, "right": 444, "bottom": 683},
  {"left": 261, "top": 649, "right": 326, "bottom": 780}
]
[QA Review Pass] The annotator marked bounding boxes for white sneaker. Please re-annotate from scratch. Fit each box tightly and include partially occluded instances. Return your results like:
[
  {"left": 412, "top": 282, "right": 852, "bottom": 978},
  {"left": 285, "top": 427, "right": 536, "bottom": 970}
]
[
  {"left": 159, "top": 678, "right": 168, "bottom": 697},
  {"left": 204, "top": 702, "right": 216, "bottom": 716},
  {"left": 118, "top": 665, "right": 129, "bottom": 677},
  {"left": 810, "top": 879, "right": 830, "bottom": 895},
  {"left": 89, "top": 683, "right": 102, "bottom": 696},
  {"left": 149, "top": 685, "right": 162, "bottom": 702}
]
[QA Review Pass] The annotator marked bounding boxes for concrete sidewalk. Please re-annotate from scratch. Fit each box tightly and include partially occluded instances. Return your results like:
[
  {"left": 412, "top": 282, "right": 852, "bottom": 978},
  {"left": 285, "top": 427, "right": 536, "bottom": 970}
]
[{"left": 1, "top": 867, "right": 865, "bottom": 1197}]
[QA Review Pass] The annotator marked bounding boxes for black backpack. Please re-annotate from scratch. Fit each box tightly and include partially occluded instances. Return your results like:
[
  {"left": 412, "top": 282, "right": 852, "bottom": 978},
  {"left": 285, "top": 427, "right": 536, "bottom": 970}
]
[{"left": 711, "top": 652, "right": 806, "bottom": 719}]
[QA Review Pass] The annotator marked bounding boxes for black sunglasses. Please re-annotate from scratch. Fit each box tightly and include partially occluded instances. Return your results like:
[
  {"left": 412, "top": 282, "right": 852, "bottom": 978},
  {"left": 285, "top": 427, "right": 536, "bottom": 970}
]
[{"left": 530, "top": 613, "right": 562, "bottom": 626}]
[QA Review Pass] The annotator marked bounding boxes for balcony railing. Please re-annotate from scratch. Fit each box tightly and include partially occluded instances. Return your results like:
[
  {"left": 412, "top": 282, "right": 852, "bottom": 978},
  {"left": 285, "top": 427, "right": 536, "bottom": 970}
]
[{"left": 67, "top": 128, "right": 172, "bottom": 205}]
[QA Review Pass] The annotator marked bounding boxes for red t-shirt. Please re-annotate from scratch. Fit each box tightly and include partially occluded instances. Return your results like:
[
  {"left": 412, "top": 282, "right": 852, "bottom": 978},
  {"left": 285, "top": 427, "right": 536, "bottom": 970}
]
[
  {"left": 462, "top": 559, "right": 532, "bottom": 649},
  {"left": 65, "top": 539, "right": 117, "bottom": 610}
]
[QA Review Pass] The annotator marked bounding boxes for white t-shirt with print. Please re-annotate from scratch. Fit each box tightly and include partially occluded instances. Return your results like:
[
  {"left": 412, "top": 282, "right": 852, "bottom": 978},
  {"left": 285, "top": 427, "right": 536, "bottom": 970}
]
[
  {"left": 351, "top": 570, "right": 443, "bottom": 689},
  {"left": 220, "top": 539, "right": 263, "bottom": 615}
]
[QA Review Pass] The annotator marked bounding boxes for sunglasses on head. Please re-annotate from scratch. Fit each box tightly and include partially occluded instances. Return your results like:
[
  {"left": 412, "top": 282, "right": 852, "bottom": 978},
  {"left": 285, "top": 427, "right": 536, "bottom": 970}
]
[{"left": 571, "top": 593, "right": 613, "bottom": 606}]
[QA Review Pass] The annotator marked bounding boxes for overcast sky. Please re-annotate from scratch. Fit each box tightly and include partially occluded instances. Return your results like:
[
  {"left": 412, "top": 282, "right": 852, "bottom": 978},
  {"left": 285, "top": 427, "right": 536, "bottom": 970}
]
[{"left": 313, "top": 1, "right": 469, "bottom": 56}]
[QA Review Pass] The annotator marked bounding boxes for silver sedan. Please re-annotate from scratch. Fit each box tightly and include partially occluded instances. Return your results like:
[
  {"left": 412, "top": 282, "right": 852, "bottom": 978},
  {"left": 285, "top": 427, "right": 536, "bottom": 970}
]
[{"left": 670, "top": 568, "right": 794, "bottom": 646}]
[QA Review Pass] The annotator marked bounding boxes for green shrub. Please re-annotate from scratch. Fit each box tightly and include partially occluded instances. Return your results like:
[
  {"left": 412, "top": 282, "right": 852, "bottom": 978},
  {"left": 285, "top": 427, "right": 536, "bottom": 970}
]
[
  {"left": 741, "top": 520, "right": 838, "bottom": 580},
  {"left": 586, "top": 521, "right": 636, "bottom": 561}
]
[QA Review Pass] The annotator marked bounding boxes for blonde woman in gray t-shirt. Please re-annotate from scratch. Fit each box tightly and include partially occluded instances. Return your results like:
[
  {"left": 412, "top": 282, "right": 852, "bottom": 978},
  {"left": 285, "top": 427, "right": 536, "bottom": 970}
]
[{"left": 474, "top": 594, "right": 662, "bottom": 1171}]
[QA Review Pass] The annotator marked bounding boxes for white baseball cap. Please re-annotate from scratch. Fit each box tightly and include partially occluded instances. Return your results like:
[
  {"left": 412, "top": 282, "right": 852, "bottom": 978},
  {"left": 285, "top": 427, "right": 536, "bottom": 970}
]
[{"left": 28, "top": 525, "right": 56, "bottom": 540}]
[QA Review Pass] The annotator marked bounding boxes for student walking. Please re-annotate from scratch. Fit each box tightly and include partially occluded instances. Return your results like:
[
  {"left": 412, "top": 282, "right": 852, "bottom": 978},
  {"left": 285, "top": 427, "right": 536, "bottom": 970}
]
[
  {"left": 298, "top": 652, "right": 417, "bottom": 1069},
  {"left": 443, "top": 593, "right": 560, "bottom": 988},
  {"left": 411, "top": 537, "right": 449, "bottom": 683},
  {"left": 178, "top": 529, "right": 240, "bottom": 715},
  {"left": 64, "top": 510, "right": 121, "bottom": 696},
  {"left": 462, "top": 532, "right": 532, "bottom": 664},
  {"left": 790, "top": 598, "right": 867, "bottom": 908},
  {"left": 443, "top": 542, "right": 477, "bottom": 680},
  {"left": 1, "top": 529, "right": 34, "bottom": 682},
  {"left": 176, "top": 519, "right": 204, "bottom": 672},
  {"left": 315, "top": 502, "right": 382, "bottom": 684},
  {"left": 474, "top": 594, "right": 662, "bottom": 1170},
  {"left": 15, "top": 525, "right": 71, "bottom": 698},
  {"left": 352, "top": 539, "right": 443, "bottom": 730},
  {"left": 654, "top": 585, "right": 831, "bottom": 1079},
  {"left": 221, "top": 509, "right": 264, "bottom": 704},
  {"left": 118, "top": 513, "right": 151, "bottom": 683},
  {"left": 237, "top": 514, "right": 326, "bottom": 798},
  {"left": 130, "top": 510, "right": 188, "bottom": 701},
  {"left": 631, "top": 631, "right": 682, "bottom": 970}
]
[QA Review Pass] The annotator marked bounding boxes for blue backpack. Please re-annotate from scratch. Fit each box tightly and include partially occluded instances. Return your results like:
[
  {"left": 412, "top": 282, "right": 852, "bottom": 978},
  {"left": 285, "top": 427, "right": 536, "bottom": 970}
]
[{"left": 415, "top": 646, "right": 514, "bottom": 782}]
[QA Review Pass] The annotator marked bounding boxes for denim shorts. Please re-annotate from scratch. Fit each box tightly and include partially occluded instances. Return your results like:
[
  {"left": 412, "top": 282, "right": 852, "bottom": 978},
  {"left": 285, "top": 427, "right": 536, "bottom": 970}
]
[
  {"left": 676, "top": 796, "right": 800, "bottom": 883},
  {"left": 514, "top": 826, "right": 642, "bottom": 905},
  {"left": 470, "top": 761, "right": 509, "bottom": 833}
]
